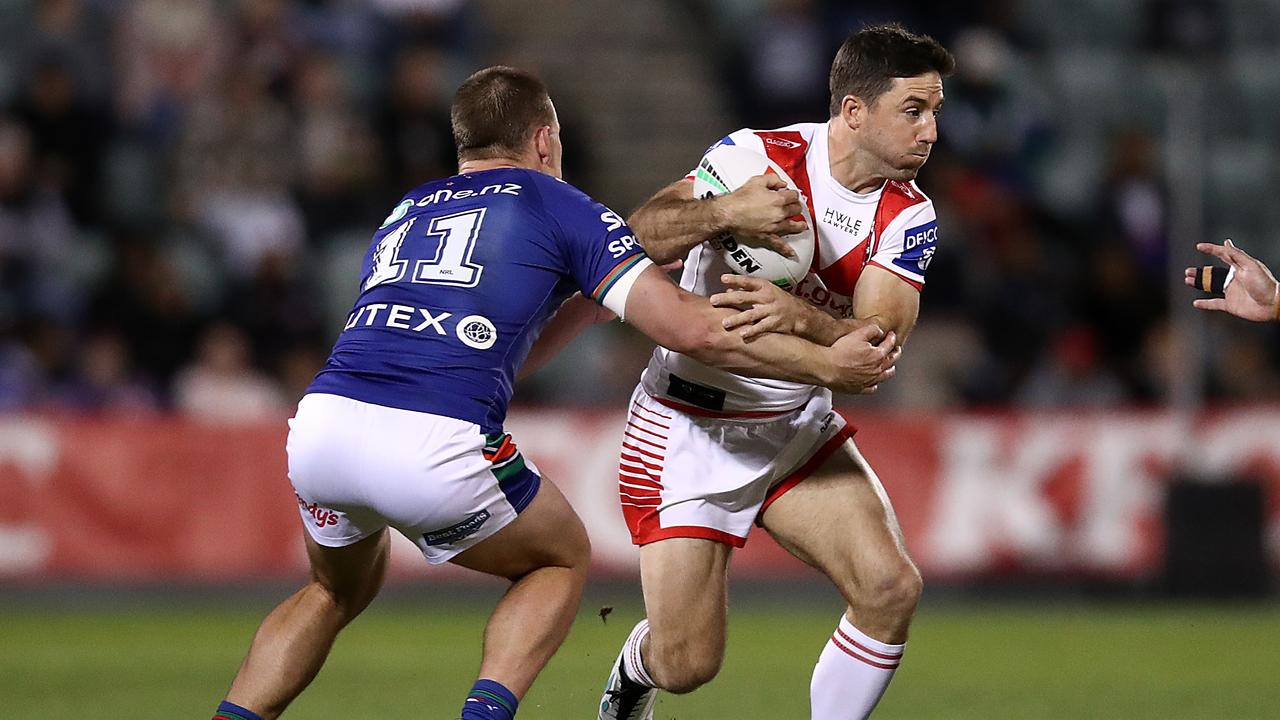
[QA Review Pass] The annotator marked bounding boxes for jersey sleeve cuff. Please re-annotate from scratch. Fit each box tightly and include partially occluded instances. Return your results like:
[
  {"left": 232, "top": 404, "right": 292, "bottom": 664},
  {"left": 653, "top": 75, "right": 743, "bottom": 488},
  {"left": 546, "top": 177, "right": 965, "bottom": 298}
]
[
  {"left": 867, "top": 260, "right": 925, "bottom": 292},
  {"left": 595, "top": 255, "right": 653, "bottom": 320}
]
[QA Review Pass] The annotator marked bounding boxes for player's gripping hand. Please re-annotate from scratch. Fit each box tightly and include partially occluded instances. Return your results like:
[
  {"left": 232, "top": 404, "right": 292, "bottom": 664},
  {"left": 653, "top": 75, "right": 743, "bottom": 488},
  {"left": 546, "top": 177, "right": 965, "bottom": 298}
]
[
  {"left": 1184, "top": 239, "right": 1280, "bottom": 322},
  {"left": 718, "top": 174, "right": 808, "bottom": 259},
  {"left": 827, "top": 324, "right": 899, "bottom": 395},
  {"left": 712, "top": 274, "right": 815, "bottom": 339}
]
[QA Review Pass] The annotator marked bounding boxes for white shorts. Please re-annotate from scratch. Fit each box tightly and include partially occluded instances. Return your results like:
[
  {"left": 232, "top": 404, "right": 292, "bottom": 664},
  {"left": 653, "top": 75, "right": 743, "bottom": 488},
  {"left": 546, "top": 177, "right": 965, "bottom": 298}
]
[
  {"left": 287, "top": 393, "right": 541, "bottom": 564},
  {"left": 618, "top": 385, "right": 853, "bottom": 547}
]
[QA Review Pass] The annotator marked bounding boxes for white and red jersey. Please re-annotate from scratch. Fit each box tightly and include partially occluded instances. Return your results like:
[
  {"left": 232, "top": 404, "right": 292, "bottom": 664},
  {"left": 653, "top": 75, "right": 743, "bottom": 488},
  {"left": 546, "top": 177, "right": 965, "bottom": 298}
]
[{"left": 641, "top": 121, "right": 939, "bottom": 416}]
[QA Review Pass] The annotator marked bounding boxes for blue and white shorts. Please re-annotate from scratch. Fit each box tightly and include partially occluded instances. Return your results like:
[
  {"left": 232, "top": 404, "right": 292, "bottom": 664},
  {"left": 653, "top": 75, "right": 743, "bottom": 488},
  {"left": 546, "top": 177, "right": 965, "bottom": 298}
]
[{"left": 287, "top": 393, "right": 541, "bottom": 564}]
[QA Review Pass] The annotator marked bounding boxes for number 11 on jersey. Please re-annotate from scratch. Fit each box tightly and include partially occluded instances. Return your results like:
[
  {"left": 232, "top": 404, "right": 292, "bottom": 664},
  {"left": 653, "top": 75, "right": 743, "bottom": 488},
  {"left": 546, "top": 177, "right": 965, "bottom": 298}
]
[{"left": 365, "top": 208, "right": 487, "bottom": 291}]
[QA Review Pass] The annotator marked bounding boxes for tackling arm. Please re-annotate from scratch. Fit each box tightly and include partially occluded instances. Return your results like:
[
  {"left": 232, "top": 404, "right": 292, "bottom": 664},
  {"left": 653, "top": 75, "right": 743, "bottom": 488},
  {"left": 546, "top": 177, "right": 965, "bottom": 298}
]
[
  {"left": 622, "top": 265, "right": 897, "bottom": 393},
  {"left": 710, "top": 267, "right": 919, "bottom": 347}
]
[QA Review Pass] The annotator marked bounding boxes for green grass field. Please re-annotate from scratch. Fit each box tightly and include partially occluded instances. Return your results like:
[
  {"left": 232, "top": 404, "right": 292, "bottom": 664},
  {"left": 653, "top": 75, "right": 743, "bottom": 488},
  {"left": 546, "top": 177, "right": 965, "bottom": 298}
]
[{"left": 3, "top": 592, "right": 1279, "bottom": 719}]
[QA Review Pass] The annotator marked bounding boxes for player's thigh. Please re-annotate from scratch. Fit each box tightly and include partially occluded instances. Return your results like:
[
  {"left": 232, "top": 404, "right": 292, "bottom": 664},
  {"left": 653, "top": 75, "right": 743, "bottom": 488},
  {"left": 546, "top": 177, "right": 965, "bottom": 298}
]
[
  {"left": 639, "top": 537, "right": 732, "bottom": 659},
  {"left": 448, "top": 477, "right": 590, "bottom": 581},
  {"left": 760, "top": 439, "right": 915, "bottom": 594},
  {"left": 303, "top": 526, "right": 390, "bottom": 608}
]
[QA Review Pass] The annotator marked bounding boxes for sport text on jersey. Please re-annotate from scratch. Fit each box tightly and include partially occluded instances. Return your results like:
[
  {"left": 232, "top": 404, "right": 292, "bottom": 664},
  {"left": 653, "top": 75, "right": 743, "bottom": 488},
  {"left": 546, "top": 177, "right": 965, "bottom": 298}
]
[
  {"left": 343, "top": 302, "right": 499, "bottom": 350},
  {"left": 600, "top": 210, "right": 640, "bottom": 257}
]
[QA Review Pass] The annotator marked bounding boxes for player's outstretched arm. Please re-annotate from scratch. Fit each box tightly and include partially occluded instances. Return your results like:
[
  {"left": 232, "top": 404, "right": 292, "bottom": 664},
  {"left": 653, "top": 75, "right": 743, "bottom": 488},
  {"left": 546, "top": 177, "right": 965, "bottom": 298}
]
[
  {"left": 711, "top": 265, "right": 920, "bottom": 347},
  {"left": 712, "top": 274, "right": 863, "bottom": 345},
  {"left": 624, "top": 265, "right": 898, "bottom": 393},
  {"left": 628, "top": 177, "right": 806, "bottom": 265},
  {"left": 1184, "top": 239, "right": 1280, "bottom": 322}
]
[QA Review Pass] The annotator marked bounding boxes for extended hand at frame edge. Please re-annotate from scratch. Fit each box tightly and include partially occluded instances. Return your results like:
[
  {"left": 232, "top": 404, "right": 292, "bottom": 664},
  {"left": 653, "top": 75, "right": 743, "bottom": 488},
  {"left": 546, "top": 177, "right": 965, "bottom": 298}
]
[{"left": 1185, "top": 239, "right": 1280, "bottom": 323}]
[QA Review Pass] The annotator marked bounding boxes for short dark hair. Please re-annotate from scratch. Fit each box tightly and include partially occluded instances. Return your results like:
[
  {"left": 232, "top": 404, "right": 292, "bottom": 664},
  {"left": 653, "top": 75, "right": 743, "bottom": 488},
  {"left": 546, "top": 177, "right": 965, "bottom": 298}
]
[
  {"left": 451, "top": 66, "right": 555, "bottom": 162},
  {"left": 828, "top": 24, "right": 955, "bottom": 116}
]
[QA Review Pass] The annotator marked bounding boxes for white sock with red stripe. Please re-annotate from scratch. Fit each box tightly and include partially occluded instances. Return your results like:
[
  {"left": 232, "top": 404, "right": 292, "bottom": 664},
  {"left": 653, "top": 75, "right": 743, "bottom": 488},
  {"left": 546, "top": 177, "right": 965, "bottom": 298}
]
[
  {"left": 620, "top": 619, "right": 657, "bottom": 688},
  {"left": 810, "top": 615, "right": 904, "bottom": 719}
]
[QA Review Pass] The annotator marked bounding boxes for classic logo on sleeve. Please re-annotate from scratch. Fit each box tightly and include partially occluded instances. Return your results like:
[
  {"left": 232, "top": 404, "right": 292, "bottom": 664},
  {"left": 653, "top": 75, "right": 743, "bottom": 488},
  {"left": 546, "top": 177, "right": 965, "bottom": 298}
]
[
  {"left": 894, "top": 220, "right": 938, "bottom": 275},
  {"left": 763, "top": 136, "right": 802, "bottom": 149}
]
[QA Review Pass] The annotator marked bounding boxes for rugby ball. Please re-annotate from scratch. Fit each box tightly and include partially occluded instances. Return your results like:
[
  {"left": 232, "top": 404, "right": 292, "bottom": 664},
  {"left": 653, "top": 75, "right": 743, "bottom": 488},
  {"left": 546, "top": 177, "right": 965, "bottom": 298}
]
[{"left": 692, "top": 143, "right": 815, "bottom": 289}]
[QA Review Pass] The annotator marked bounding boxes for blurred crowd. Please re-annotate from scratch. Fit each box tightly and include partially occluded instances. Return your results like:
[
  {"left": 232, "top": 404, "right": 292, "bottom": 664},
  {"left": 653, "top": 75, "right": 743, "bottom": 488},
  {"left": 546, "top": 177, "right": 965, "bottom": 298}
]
[
  {"left": 0, "top": 0, "right": 478, "bottom": 418},
  {"left": 1, "top": 0, "right": 1278, "bottom": 419},
  {"left": 703, "top": 0, "right": 1280, "bottom": 407}
]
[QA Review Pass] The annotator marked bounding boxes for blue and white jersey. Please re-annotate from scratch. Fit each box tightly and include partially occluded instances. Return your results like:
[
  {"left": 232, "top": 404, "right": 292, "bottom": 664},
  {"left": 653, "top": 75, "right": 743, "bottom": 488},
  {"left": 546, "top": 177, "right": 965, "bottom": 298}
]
[{"left": 308, "top": 168, "right": 650, "bottom": 432}]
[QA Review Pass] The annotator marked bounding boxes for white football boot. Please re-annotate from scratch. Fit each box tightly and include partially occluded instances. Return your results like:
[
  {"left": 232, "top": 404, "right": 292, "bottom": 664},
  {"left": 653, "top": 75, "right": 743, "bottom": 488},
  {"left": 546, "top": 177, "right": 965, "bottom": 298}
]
[{"left": 598, "top": 620, "right": 658, "bottom": 720}]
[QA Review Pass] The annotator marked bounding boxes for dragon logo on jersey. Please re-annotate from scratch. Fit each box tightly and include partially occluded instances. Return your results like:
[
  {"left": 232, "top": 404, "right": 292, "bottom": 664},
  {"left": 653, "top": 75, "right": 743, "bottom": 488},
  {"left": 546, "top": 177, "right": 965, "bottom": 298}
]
[
  {"left": 379, "top": 199, "right": 413, "bottom": 229},
  {"left": 456, "top": 314, "right": 498, "bottom": 350},
  {"left": 894, "top": 220, "right": 937, "bottom": 274}
]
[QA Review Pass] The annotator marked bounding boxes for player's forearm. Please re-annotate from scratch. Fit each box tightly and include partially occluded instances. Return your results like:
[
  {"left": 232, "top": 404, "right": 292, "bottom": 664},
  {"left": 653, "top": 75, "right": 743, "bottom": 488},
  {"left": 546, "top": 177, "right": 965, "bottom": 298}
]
[
  {"left": 699, "top": 330, "right": 844, "bottom": 386},
  {"left": 799, "top": 312, "right": 914, "bottom": 349},
  {"left": 789, "top": 307, "right": 854, "bottom": 347},
  {"left": 628, "top": 267, "right": 873, "bottom": 391},
  {"left": 518, "top": 295, "right": 602, "bottom": 380},
  {"left": 629, "top": 183, "right": 731, "bottom": 265},
  {"left": 675, "top": 307, "right": 853, "bottom": 388}
]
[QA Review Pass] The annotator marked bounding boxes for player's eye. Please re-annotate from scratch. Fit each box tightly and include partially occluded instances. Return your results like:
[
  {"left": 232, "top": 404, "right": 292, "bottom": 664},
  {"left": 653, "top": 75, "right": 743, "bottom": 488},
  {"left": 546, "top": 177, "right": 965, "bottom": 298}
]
[{"left": 905, "top": 108, "right": 921, "bottom": 117}]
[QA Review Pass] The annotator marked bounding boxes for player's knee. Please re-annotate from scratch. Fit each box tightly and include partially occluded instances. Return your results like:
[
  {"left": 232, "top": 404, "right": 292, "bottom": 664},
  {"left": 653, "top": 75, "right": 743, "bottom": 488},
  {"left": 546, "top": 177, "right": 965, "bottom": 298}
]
[
  {"left": 312, "top": 563, "right": 386, "bottom": 622},
  {"left": 864, "top": 561, "right": 923, "bottom": 619},
  {"left": 557, "top": 512, "right": 592, "bottom": 573},
  {"left": 649, "top": 638, "right": 723, "bottom": 694},
  {"left": 528, "top": 513, "right": 590, "bottom": 583},
  {"left": 843, "top": 560, "right": 922, "bottom": 621},
  {"left": 307, "top": 578, "right": 370, "bottom": 624}
]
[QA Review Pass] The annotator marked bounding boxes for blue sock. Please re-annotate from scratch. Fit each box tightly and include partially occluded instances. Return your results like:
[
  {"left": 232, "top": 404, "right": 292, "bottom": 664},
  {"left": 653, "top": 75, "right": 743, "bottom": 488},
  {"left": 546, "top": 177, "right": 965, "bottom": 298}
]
[
  {"left": 460, "top": 678, "right": 519, "bottom": 720},
  {"left": 213, "top": 700, "right": 264, "bottom": 720}
]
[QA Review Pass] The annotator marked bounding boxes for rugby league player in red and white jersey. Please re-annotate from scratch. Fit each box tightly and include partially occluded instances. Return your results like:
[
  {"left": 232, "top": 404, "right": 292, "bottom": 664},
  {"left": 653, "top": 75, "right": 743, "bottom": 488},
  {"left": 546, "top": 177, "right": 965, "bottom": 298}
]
[{"left": 598, "top": 24, "right": 954, "bottom": 720}]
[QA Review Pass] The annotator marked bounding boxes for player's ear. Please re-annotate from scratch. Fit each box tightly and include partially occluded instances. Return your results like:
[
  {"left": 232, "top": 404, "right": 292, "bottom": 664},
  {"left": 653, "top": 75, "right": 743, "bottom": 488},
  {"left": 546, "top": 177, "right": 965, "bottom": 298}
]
[
  {"left": 533, "top": 125, "right": 553, "bottom": 164},
  {"left": 840, "top": 95, "right": 864, "bottom": 131}
]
